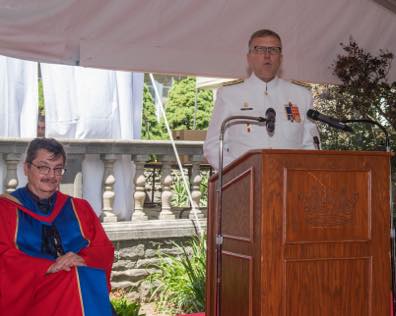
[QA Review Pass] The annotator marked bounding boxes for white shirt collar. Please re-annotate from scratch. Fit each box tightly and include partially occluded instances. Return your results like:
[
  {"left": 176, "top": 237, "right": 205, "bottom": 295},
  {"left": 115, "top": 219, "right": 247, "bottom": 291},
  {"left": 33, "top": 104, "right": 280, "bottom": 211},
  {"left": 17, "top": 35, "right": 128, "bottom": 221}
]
[{"left": 247, "top": 73, "right": 280, "bottom": 90}]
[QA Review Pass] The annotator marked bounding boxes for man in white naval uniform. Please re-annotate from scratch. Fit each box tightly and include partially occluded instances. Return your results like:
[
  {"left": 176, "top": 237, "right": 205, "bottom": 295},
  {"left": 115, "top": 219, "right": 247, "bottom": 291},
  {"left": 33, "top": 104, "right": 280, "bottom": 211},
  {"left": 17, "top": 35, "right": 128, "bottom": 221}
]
[{"left": 204, "top": 29, "right": 319, "bottom": 170}]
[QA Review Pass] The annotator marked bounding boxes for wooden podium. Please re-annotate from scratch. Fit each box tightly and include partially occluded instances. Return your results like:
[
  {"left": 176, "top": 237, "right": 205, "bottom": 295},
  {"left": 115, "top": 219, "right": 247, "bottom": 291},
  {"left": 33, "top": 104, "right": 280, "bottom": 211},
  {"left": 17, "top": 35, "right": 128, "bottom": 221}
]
[{"left": 206, "top": 150, "right": 391, "bottom": 316}]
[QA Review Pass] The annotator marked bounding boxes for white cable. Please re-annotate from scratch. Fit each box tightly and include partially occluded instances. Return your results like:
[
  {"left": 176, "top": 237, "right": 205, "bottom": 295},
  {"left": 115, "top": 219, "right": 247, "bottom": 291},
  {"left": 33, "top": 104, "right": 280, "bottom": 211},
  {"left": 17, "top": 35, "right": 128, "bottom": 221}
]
[{"left": 149, "top": 73, "right": 203, "bottom": 236}]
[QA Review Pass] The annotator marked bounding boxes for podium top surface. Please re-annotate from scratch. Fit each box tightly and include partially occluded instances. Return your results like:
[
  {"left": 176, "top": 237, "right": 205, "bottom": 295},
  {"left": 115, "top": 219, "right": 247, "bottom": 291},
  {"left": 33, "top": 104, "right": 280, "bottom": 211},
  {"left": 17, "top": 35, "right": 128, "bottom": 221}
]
[{"left": 210, "top": 149, "right": 391, "bottom": 180}]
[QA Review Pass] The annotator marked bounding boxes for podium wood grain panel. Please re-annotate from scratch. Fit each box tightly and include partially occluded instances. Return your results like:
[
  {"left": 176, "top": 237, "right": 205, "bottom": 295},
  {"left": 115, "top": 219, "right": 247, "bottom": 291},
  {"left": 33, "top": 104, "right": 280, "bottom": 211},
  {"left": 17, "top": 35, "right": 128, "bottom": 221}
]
[
  {"left": 285, "top": 258, "right": 371, "bottom": 315},
  {"left": 221, "top": 251, "right": 253, "bottom": 316},
  {"left": 285, "top": 169, "right": 370, "bottom": 242},
  {"left": 222, "top": 168, "right": 254, "bottom": 241},
  {"left": 206, "top": 150, "right": 391, "bottom": 316}
]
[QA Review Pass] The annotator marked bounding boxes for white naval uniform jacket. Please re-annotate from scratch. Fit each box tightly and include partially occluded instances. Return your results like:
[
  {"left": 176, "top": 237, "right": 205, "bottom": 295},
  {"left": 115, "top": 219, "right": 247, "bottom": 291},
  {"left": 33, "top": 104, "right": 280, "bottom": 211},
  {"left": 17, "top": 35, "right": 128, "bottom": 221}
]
[{"left": 203, "top": 74, "right": 320, "bottom": 170}]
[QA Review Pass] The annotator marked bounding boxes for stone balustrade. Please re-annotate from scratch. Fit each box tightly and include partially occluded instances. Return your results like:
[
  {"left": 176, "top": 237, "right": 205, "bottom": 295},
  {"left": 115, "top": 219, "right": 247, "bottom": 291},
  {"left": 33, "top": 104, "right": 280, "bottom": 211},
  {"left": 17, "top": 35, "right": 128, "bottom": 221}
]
[
  {"left": 0, "top": 137, "right": 209, "bottom": 295},
  {"left": 0, "top": 137, "right": 208, "bottom": 220},
  {"left": 0, "top": 138, "right": 207, "bottom": 209}
]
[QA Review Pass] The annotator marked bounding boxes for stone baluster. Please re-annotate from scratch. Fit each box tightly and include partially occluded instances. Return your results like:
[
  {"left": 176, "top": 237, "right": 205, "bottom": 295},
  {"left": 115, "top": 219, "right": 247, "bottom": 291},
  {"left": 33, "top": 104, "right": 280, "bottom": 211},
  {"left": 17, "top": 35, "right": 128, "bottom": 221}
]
[
  {"left": 73, "top": 170, "right": 83, "bottom": 198},
  {"left": 189, "top": 155, "right": 204, "bottom": 219},
  {"left": 5, "top": 153, "right": 21, "bottom": 193},
  {"left": 132, "top": 155, "right": 149, "bottom": 221},
  {"left": 100, "top": 154, "right": 117, "bottom": 223},
  {"left": 68, "top": 154, "right": 83, "bottom": 198},
  {"left": 159, "top": 155, "right": 175, "bottom": 220}
]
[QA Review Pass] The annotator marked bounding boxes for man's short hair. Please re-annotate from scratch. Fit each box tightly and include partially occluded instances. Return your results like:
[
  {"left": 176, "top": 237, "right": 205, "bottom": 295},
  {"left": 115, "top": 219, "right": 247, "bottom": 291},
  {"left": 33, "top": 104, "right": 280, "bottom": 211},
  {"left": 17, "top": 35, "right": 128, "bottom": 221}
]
[
  {"left": 25, "top": 138, "right": 66, "bottom": 164},
  {"left": 248, "top": 29, "right": 282, "bottom": 49}
]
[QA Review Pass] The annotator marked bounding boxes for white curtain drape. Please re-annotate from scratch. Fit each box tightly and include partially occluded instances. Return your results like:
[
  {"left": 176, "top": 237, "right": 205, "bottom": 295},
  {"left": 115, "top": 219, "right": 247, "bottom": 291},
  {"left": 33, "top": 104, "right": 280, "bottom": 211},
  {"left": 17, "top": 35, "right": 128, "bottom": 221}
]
[
  {"left": 0, "top": 1, "right": 396, "bottom": 83},
  {"left": 0, "top": 55, "right": 38, "bottom": 193},
  {"left": 41, "top": 64, "right": 144, "bottom": 218}
]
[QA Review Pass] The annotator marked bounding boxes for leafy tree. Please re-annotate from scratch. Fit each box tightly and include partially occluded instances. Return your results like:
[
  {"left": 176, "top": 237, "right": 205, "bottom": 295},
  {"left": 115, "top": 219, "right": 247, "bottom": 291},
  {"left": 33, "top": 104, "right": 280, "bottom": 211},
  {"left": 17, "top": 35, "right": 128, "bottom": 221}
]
[
  {"left": 141, "top": 77, "right": 214, "bottom": 139},
  {"left": 141, "top": 84, "right": 166, "bottom": 140},
  {"left": 165, "top": 77, "right": 213, "bottom": 131},
  {"left": 313, "top": 40, "right": 396, "bottom": 222},
  {"left": 313, "top": 39, "right": 396, "bottom": 151}
]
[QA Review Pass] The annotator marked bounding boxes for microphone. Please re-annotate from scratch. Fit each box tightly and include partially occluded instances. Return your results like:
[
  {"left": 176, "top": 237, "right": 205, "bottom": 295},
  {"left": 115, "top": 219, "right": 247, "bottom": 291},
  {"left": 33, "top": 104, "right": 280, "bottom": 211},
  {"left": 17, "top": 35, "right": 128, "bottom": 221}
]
[
  {"left": 307, "top": 109, "right": 353, "bottom": 133},
  {"left": 265, "top": 108, "right": 276, "bottom": 135}
]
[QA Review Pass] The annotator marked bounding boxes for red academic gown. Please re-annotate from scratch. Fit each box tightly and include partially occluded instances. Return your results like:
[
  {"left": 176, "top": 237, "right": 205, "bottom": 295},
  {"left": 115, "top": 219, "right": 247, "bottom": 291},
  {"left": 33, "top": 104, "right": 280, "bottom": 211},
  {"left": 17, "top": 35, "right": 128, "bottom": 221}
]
[{"left": 0, "top": 190, "right": 115, "bottom": 316}]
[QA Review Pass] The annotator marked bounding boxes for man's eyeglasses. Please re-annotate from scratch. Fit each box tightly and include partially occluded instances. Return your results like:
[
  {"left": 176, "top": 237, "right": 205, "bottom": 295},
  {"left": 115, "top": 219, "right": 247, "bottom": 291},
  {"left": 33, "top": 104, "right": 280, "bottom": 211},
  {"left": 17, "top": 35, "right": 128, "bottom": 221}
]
[
  {"left": 30, "top": 163, "right": 66, "bottom": 176},
  {"left": 250, "top": 46, "right": 282, "bottom": 55}
]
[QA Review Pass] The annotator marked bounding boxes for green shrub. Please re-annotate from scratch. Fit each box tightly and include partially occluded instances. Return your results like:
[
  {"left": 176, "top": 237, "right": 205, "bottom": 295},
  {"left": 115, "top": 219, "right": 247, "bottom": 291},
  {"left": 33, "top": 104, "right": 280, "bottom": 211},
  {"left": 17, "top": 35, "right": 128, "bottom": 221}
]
[
  {"left": 198, "top": 171, "right": 209, "bottom": 208},
  {"left": 111, "top": 297, "right": 145, "bottom": 316},
  {"left": 171, "top": 172, "right": 189, "bottom": 207},
  {"left": 149, "top": 236, "right": 206, "bottom": 314},
  {"left": 171, "top": 170, "right": 210, "bottom": 208}
]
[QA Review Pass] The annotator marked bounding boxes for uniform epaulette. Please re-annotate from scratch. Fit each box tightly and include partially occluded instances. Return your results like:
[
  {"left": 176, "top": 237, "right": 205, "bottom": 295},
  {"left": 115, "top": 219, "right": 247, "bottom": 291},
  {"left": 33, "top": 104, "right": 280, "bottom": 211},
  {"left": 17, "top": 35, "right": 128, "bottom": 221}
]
[
  {"left": 291, "top": 80, "right": 312, "bottom": 89},
  {"left": 222, "top": 79, "right": 244, "bottom": 87}
]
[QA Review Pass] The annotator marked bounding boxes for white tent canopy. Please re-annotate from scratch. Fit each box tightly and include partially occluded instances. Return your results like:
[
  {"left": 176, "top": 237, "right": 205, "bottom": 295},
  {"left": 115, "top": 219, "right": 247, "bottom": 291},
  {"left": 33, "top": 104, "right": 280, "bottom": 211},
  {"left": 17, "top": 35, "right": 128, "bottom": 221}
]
[{"left": 0, "top": 0, "right": 395, "bottom": 83}]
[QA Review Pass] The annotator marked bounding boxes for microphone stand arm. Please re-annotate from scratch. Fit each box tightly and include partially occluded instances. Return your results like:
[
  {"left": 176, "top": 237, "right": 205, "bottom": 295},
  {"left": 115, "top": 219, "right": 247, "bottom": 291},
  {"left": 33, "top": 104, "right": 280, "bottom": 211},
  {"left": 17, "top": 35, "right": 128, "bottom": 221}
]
[
  {"left": 215, "top": 115, "right": 266, "bottom": 316},
  {"left": 342, "top": 118, "right": 390, "bottom": 152}
]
